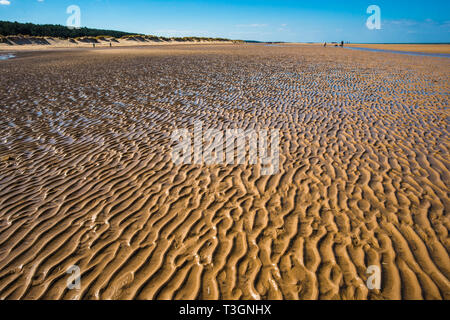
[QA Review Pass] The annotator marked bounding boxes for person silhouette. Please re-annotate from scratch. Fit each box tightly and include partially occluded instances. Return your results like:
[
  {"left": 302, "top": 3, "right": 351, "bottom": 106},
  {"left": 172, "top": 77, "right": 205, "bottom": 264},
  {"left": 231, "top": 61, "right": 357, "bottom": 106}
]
[{"left": 324, "top": 42, "right": 327, "bottom": 47}]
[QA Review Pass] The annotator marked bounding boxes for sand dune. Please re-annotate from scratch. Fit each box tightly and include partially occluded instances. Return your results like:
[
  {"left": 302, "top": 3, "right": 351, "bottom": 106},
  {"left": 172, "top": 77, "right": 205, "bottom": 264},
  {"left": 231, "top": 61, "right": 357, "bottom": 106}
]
[
  {"left": 0, "top": 44, "right": 448, "bottom": 300},
  {"left": 0, "top": 36, "right": 235, "bottom": 51}
]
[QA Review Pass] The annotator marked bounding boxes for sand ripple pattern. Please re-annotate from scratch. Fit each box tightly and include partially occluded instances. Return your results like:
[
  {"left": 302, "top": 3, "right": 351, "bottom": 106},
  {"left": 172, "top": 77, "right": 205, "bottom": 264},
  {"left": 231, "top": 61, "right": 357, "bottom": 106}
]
[{"left": 0, "top": 45, "right": 449, "bottom": 300}]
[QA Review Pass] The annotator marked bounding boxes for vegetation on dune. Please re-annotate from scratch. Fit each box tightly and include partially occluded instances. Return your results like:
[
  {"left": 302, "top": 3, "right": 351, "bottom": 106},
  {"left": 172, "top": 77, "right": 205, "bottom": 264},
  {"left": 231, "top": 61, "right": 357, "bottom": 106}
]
[
  {"left": 170, "top": 36, "right": 233, "bottom": 42},
  {"left": 120, "top": 35, "right": 235, "bottom": 42}
]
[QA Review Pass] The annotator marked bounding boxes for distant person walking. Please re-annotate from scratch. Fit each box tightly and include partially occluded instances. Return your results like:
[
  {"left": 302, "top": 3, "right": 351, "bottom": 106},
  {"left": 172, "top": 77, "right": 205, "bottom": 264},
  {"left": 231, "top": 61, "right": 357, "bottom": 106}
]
[
  {"left": 340, "top": 41, "right": 344, "bottom": 47},
  {"left": 110, "top": 41, "right": 112, "bottom": 47},
  {"left": 324, "top": 42, "right": 327, "bottom": 47},
  {"left": 93, "top": 43, "right": 95, "bottom": 48}
]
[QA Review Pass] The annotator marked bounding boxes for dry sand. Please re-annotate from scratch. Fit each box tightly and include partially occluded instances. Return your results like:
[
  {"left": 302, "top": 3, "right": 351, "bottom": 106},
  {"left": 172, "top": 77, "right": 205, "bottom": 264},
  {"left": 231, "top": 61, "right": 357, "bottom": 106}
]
[{"left": 0, "top": 44, "right": 449, "bottom": 300}]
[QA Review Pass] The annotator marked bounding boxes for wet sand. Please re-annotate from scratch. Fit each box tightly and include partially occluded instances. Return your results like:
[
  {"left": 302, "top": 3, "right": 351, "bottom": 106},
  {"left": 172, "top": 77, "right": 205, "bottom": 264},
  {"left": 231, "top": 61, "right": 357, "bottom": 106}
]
[{"left": 0, "top": 44, "right": 449, "bottom": 300}]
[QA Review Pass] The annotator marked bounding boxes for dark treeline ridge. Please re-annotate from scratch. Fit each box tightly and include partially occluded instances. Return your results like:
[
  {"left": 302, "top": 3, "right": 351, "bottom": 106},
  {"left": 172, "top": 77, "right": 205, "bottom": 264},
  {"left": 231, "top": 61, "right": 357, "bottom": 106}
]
[
  {"left": 0, "top": 20, "right": 136, "bottom": 38},
  {"left": 0, "top": 21, "right": 236, "bottom": 42}
]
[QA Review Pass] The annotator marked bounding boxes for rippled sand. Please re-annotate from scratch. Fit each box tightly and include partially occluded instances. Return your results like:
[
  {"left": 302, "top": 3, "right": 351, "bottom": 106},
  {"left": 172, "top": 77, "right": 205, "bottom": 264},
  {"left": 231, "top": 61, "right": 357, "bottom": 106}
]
[{"left": 0, "top": 44, "right": 449, "bottom": 300}]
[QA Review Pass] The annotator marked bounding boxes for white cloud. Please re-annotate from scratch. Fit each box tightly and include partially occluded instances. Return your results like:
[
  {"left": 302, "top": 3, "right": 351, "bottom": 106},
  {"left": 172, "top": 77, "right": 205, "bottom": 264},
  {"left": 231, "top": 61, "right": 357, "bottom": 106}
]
[
  {"left": 385, "top": 19, "right": 418, "bottom": 26},
  {"left": 0, "top": 0, "right": 11, "bottom": 5},
  {"left": 154, "top": 29, "right": 211, "bottom": 37},
  {"left": 235, "top": 24, "right": 268, "bottom": 28},
  {"left": 384, "top": 19, "right": 449, "bottom": 29}
]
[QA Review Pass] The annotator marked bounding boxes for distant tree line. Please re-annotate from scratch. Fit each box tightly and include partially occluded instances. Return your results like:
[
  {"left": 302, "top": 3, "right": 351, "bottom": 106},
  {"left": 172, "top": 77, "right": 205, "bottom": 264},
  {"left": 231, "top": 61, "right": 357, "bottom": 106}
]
[{"left": 0, "top": 20, "right": 137, "bottom": 38}]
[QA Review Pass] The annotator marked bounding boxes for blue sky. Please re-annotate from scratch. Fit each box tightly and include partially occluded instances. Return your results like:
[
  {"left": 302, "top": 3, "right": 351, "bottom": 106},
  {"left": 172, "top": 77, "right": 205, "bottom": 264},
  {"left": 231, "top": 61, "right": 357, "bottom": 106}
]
[{"left": 0, "top": 0, "right": 449, "bottom": 42}]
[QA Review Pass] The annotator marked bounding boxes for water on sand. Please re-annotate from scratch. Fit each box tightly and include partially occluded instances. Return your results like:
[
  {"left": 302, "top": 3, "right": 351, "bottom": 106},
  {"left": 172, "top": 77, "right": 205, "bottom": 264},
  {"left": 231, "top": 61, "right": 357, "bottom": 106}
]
[{"left": 0, "top": 54, "right": 15, "bottom": 61}]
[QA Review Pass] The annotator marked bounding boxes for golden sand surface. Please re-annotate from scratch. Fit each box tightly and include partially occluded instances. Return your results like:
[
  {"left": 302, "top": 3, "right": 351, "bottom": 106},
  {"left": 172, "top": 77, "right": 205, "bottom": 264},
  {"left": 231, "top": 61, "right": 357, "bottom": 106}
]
[
  {"left": 0, "top": 44, "right": 449, "bottom": 300},
  {"left": 347, "top": 44, "right": 450, "bottom": 54}
]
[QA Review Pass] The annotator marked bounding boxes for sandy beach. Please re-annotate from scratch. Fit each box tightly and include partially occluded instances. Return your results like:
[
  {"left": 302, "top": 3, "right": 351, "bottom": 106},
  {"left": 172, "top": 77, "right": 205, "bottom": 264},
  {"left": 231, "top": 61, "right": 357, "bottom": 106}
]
[
  {"left": 0, "top": 44, "right": 448, "bottom": 300},
  {"left": 346, "top": 44, "right": 450, "bottom": 54}
]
